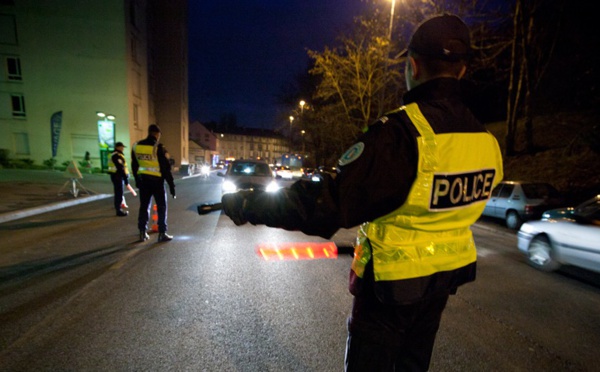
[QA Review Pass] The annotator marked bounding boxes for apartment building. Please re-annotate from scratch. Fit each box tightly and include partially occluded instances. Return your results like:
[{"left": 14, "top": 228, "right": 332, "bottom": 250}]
[{"left": 0, "top": 0, "right": 187, "bottom": 170}]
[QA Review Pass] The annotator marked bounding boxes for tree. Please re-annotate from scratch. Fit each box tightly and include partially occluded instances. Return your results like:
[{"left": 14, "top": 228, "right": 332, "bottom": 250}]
[{"left": 505, "top": 0, "right": 564, "bottom": 156}]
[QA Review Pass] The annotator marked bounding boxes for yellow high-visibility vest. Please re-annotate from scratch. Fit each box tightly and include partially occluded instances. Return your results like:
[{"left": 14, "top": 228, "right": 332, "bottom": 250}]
[
  {"left": 108, "top": 152, "right": 129, "bottom": 175},
  {"left": 351, "top": 103, "right": 504, "bottom": 282},
  {"left": 134, "top": 143, "right": 162, "bottom": 177}
]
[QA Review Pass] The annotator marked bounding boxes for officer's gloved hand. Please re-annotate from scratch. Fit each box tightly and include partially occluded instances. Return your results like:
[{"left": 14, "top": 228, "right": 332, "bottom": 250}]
[
  {"left": 124, "top": 175, "right": 130, "bottom": 186},
  {"left": 169, "top": 184, "right": 176, "bottom": 199},
  {"left": 221, "top": 191, "right": 249, "bottom": 226}
]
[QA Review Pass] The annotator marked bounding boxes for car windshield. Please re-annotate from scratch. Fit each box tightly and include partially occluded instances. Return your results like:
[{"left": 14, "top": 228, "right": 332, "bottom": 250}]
[
  {"left": 521, "top": 183, "right": 559, "bottom": 199},
  {"left": 575, "top": 198, "right": 600, "bottom": 218},
  {"left": 229, "top": 162, "right": 271, "bottom": 177}
]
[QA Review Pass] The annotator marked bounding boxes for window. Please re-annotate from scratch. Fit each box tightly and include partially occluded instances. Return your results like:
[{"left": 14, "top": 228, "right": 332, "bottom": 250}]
[
  {"left": 133, "top": 103, "right": 140, "bottom": 128},
  {"left": 11, "top": 94, "right": 25, "bottom": 117},
  {"left": 499, "top": 185, "right": 514, "bottom": 198},
  {"left": 130, "top": 37, "right": 138, "bottom": 64},
  {"left": 6, "top": 56, "right": 22, "bottom": 80},
  {"left": 0, "top": 14, "right": 18, "bottom": 45}
]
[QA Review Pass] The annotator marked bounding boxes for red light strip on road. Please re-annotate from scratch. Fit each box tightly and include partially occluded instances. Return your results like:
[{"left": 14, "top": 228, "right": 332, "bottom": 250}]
[{"left": 256, "top": 242, "right": 338, "bottom": 261}]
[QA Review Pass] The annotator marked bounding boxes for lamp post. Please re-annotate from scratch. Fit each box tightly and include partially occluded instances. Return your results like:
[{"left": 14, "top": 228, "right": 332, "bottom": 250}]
[
  {"left": 378, "top": 0, "right": 396, "bottom": 116},
  {"left": 289, "top": 115, "right": 294, "bottom": 152}
]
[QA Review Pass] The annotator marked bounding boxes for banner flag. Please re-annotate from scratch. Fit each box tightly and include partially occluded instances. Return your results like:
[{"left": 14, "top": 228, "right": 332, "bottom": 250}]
[{"left": 51, "top": 111, "right": 63, "bottom": 157}]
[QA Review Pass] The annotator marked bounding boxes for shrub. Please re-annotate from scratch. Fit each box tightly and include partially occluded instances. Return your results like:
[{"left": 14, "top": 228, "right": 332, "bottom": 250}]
[{"left": 43, "top": 158, "right": 57, "bottom": 169}]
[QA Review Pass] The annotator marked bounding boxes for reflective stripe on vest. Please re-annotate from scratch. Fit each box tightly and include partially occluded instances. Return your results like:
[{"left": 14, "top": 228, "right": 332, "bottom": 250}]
[
  {"left": 351, "top": 103, "right": 503, "bottom": 281},
  {"left": 108, "top": 152, "right": 129, "bottom": 175},
  {"left": 134, "top": 143, "right": 162, "bottom": 177}
]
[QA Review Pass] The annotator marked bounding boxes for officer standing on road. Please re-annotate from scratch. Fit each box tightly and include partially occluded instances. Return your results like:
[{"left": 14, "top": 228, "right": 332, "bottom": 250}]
[
  {"left": 108, "top": 142, "right": 129, "bottom": 217},
  {"left": 131, "top": 124, "right": 176, "bottom": 242},
  {"left": 221, "top": 14, "right": 504, "bottom": 371}
]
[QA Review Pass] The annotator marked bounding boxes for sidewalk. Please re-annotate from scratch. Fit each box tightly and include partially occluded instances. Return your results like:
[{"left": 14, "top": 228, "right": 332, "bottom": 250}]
[{"left": 0, "top": 169, "right": 188, "bottom": 224}]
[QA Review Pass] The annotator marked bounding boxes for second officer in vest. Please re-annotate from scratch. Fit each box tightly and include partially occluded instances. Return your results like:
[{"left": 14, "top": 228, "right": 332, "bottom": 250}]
[
  {"left": 132, "top": 124, "right": 176, "bottom": 242},
  {"left": 108, "top": 141, "right": 130, "bottom": 217}
]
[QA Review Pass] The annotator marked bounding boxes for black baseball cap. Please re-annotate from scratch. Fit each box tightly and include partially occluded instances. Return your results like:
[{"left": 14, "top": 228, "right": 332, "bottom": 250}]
[
  {"left": 115, "top": 142, "right": 126, "bottom": 148},
  {"left": 401, "top": 14, "right": 472, "bottom": 61},
  {"left": 148, "top": 124, "right": 161, "bottom": 133}
]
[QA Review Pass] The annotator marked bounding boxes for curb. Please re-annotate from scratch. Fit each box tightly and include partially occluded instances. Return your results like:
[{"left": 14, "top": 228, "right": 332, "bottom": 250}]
[{"left": 0, "top": 193, "right": 112, "bottom": 224}]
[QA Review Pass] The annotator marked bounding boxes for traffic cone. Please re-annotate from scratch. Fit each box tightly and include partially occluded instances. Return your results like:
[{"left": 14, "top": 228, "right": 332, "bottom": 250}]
[{"left": 151, "top": 203, "right": 159, "bottom": 232}]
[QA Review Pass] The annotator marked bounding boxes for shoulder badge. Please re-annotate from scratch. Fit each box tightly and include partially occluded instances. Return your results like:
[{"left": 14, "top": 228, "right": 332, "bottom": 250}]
[{"left": 338, "top": 142, "right": 365, "bottom": 166}]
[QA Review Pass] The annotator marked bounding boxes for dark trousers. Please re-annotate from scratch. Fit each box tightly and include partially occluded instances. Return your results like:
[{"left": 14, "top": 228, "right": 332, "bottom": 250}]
[
  {"left": 345, "top": 290, "right": 450, "bottom": 372},
  {"left": 137, "top": 179, "right": 168, "bottom": 233},
  {"left": 110, "top": 173, "right": 124, "bottom": 212}
]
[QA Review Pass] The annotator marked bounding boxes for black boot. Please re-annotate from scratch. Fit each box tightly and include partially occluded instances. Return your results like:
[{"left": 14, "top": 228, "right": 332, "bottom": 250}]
[
  {"left": 116, "top": 209, "right": 128, "bottom": 217},
  {"left": 158, "top": 232, "right": 173, "bottom": 242},
  {"left": 139, "top": 230, "right": 150, "bottom": 242}
]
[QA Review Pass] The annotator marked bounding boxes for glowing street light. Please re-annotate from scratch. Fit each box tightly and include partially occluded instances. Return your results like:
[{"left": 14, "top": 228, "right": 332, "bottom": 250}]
[
  {"left": 378, "top": 0, "right": 397, "bottom": 116},
  {"left": 289, "top": 115, "right": 295, "bottom": 150}
]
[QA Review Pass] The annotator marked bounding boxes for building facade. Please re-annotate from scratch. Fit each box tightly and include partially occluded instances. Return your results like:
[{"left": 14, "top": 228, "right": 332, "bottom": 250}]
[
  {"left": 214, "top": 127, "right": 290, "bottom": 165},
  {"left": 0, "top": 0, "right": 187, "bottom": 170}
]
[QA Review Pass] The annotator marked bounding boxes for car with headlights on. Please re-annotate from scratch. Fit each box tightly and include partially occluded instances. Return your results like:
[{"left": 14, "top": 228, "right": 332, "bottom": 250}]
[
  {"left": 219, "top": 159, "right": 280, "bottom": 194},
  {"left": 517, "top": 196, "right": 600, "bottom": 273}
]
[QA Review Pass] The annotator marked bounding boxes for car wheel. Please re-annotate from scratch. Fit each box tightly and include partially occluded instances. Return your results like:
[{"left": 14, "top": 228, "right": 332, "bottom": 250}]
[
  {"left": 506, "top": 210, "right": 523, "bottom": 229},
  {"left": 526, "top": 235, "right": 561, "bottom": 272}
]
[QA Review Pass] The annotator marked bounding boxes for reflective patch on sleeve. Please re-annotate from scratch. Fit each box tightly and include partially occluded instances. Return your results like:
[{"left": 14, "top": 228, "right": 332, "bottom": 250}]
[
  {"left": 338, "top": 142, "right": 365, "bottom": 166},
  {"left": 429, "top": 169, "right": 496, "bottom": 210}
]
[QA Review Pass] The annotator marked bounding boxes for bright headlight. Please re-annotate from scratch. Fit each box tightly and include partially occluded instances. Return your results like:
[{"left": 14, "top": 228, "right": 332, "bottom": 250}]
[
  {"left": 265, "top": 181, "right": 280, "bottom": 193},
  {"left": 222, "top": 180, "right": 237, "bottom": 194}
]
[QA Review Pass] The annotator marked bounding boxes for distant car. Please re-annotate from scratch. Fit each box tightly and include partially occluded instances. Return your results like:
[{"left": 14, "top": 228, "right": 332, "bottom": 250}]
[
  {"left": 219, "top": 159, "right": 280, "bottom": 194},
  {"left": 542, "top": 195, "right": 600, "bottom": 220},
  {"left": 517, "top": 197, "right": 600, "bottom": 273},
  {"left": 481, "top": 181, "right": 564, "bottom": 229},
  {"left": 274, "top": 166, "right": 293, "bottom": 180},
  {"left": 302, "top": 168, "right": 315, "bottom": 178}
]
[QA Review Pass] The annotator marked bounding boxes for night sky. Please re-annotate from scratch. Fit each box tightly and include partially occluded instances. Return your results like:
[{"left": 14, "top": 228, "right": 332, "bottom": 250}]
[{"left": 187, "top": 0, "right": 371, "bottom": 129}]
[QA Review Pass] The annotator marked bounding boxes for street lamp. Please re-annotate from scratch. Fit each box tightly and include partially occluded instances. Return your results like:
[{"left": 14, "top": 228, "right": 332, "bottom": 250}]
[
  {"left": 289, "top": 115, "right": 294, "bottom": 151},
  {"left": 299, "top": 100, "right": 306, "bottom": 114},
  {"left": 378, "top": 0, "right": 396, "bottom": 116}
]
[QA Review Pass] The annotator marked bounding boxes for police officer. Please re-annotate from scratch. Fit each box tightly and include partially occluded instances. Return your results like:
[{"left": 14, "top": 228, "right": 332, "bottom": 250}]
[
  {"left": 221, "top": 14, "right": 504, "bottom": 371},
  {"left": 131, "top": 124, "right": 176, "bottom": 242},
  {"left": 108, "top": 141, "right": 129, "bottom": 217}
]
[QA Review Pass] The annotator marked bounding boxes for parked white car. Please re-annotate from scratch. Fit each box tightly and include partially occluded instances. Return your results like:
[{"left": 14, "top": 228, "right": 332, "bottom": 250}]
[
  {"left": 517, "top": 197, "right": 600, "bottom": 273},
  {"left": 482, "top": 181, "right": 564, "bottom": 229}
]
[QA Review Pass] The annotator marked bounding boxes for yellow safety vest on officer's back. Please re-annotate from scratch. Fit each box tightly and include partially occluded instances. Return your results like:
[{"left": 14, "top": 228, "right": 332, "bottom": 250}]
[
  {"left": 133, "top": 143, "right": 162, "bottom": 177},
  {"left": 351, "top": 102, "right": 504, "bottom": 283}
]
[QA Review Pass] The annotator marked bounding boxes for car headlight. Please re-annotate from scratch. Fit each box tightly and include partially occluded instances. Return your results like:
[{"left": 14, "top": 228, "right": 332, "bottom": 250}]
[
  {"left": 222, "top": 180, "right": 237, "bottom": 194},
  {"left": 265, "top": 181, "right": 280, "bottom": 193},
  {"left": 518, "top": 222, "right": 536, "bottom": 234}
]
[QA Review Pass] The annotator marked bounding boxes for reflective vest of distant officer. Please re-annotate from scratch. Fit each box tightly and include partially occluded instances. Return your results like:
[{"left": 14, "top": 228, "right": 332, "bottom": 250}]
[
  {"left": 131, "top": 124, "right": 176, "bottom": 242},
  {"left": 108, "top": 142, "right": 130, "bottom": 216}
]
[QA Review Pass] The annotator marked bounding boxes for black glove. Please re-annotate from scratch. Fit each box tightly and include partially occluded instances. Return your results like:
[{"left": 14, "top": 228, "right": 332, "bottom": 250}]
[
  {"left": 124, "top": 174, "right": 130, "bottom": 186},
  {"left": 221, "top": 192, "right": 249, "bottom": 226},
  {"left": 169, "top": 184, "right": 176, "bottom": 199}
]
